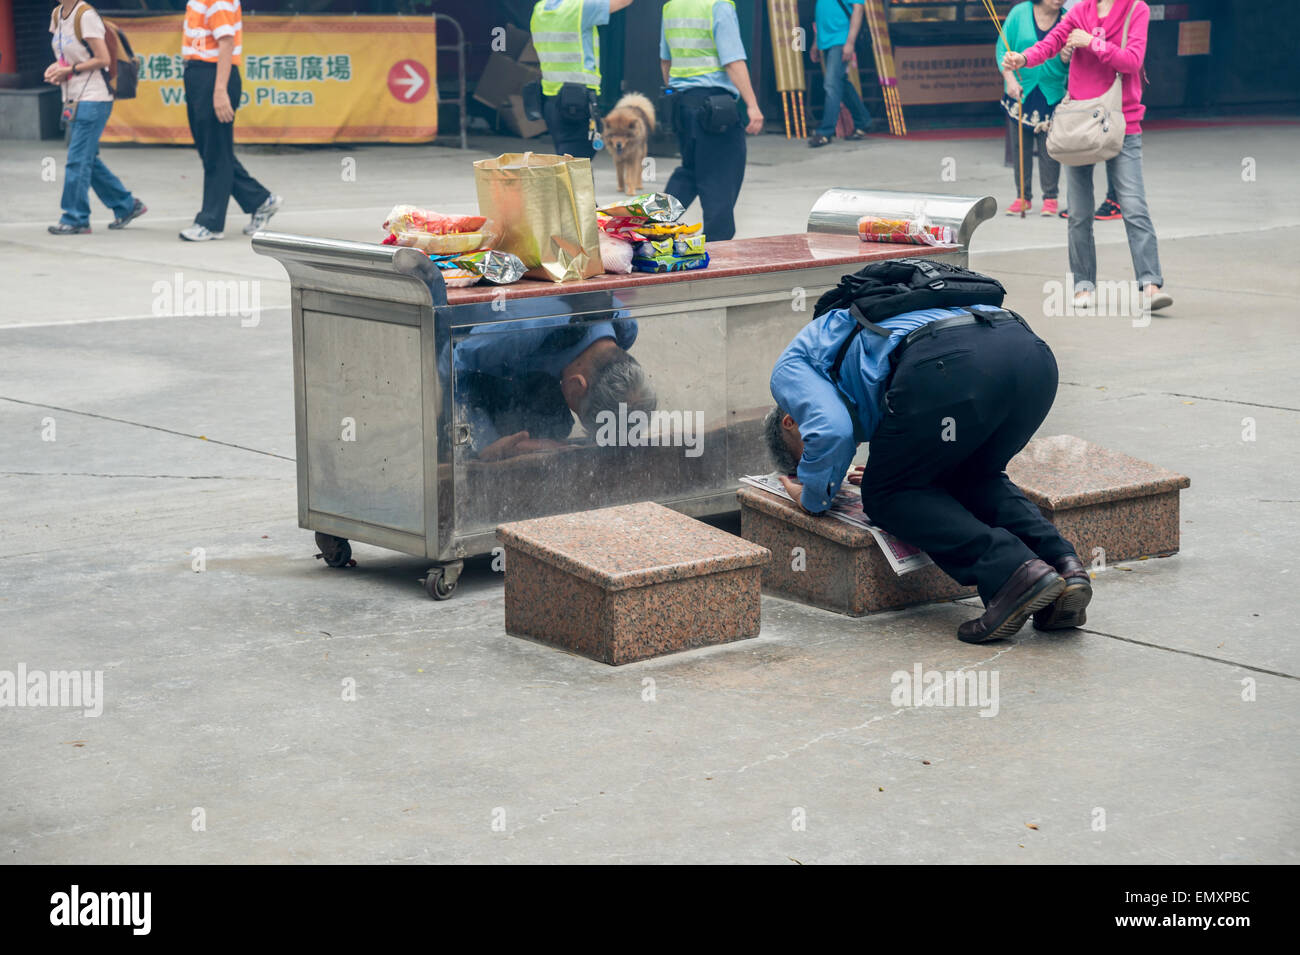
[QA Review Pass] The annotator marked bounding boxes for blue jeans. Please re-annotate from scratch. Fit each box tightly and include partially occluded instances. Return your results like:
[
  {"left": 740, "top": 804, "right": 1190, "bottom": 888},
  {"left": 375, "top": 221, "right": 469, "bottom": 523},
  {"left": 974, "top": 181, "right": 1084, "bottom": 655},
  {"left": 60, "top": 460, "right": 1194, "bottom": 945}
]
[
  {"left": 816, "top": 45, "right": 871, "bottom": 138},
  {"left": 1066, "top": 133, "right": 1164, "bottom": 289},
  {"left": 60, "top": 100, "right": 134, "bottom": 227}
]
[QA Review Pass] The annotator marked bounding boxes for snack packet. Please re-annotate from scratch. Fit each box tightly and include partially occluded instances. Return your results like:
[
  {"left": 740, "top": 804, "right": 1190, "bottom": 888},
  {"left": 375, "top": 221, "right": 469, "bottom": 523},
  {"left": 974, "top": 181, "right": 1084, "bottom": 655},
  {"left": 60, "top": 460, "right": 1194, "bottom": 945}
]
[
  {"left": 391, "top": 228, "right": 497, "bottom": 254},
  {"left": 631, "top": 251, "right": 710, "bottom": 273},
  {"left": 430, "top": 261, "right": 479, "bottom": 288},
  {"left": 636, "top": 221, "right": 701, "bottom": 237},
  {"left": 433, "top": 249, "right": 527, "bottom": 285},
  {"left": 857, "top": 215, "right": 955, "bottom": 246},
  {"left": 383, "top": 205, "right": 487, "bottom": 236},
  {"left": 597, "top": 193, "right": 685, "bottom": 223},
  {"left": 673, "top": 233, "right": 706, "bottom": 256}
]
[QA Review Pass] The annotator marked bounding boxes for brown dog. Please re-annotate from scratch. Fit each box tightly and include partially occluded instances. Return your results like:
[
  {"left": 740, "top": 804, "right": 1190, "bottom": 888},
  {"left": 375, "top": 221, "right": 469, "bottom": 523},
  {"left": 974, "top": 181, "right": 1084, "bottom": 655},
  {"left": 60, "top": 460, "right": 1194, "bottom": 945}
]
[{"left": 603, "top": 92, "right": 656, "bottom": 195}]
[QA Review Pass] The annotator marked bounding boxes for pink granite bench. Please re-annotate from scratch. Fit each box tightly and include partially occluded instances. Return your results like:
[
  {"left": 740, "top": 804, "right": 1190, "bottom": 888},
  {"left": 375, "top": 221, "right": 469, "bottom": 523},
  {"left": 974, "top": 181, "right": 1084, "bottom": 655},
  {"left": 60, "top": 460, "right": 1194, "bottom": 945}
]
[
  {"left": 737, "top": 485, "right": 974, "bottom": 616},
  {"left": 1006, "top": 434, "right": 1190, "bottom": 564},
  {"left": 739, "top": 434, "right": 1188, "bottom": 617},
  {"left": 497, "top": 502, "right": 771, "bottom": 665}
]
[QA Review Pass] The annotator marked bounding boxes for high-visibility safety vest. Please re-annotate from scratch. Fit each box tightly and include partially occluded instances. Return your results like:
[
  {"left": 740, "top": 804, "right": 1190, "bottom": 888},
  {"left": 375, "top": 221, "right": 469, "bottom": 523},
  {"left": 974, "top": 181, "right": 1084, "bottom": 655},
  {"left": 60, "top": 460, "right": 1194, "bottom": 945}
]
[
  {"left": 530, "top": 0, "right": 600, "bottom": 97},
  {"left": 663, "top": 0, "right": 731, "bottom": 79}
]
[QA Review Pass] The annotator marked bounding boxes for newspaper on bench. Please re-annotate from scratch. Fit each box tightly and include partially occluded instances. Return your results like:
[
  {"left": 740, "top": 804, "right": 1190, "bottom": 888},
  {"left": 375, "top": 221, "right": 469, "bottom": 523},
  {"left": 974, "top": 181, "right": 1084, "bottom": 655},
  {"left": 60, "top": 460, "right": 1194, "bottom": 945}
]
[{"left": 740, "top": 473, "right": 935, "bottom": 576}]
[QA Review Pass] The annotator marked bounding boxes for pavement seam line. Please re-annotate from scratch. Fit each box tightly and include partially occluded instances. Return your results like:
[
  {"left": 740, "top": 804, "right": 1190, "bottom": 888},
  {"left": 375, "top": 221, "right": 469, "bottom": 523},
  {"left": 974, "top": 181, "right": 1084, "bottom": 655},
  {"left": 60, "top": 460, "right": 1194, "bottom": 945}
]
[
  {"left": 1078, "top": 627, "right": 1298, "bottom": 680},
  {"left": 0, "top": 395, "right": 295, "bottom": 462},
  {"left": 1057, "top": 382, "right": 1300, "bottom": 413}
]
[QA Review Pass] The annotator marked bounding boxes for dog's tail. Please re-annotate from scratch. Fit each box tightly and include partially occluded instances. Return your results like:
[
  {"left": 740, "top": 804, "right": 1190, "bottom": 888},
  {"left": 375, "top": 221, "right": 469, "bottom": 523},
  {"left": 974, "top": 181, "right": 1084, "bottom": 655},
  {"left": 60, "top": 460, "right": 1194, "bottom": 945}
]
[{"left": 613, "top": 92, "right": 656, "bottom": 133}]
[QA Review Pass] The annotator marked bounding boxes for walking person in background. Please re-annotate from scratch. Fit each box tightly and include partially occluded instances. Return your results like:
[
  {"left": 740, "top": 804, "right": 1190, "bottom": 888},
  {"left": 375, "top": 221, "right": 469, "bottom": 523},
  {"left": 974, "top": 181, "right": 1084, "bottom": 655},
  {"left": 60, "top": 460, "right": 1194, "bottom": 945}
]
[
  {"left": 45, "top": 0, "right": 145, "bottom": 235},
  {"left": 180, "top": 0, "right": 281, "bottom": 242},
  {"left": 1004, "top": 0, "right": 1172, "bottom": 312},
  {"left": 807, "top": 0, "right": 871, "bottom": 148},
  {"left": 996, "top": 0, "right": 1068, "bottom": 216},
  {"left": 660, "top": 0, "right": 763, "bottom": 241}
]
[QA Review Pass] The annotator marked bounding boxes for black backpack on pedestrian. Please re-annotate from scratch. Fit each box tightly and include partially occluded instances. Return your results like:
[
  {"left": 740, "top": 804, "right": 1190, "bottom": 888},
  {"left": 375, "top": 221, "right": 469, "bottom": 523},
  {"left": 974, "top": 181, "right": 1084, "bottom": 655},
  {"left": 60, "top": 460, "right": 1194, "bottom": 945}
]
[{"left": 814, "top": 258, "right": 1006, "bottom": 333}]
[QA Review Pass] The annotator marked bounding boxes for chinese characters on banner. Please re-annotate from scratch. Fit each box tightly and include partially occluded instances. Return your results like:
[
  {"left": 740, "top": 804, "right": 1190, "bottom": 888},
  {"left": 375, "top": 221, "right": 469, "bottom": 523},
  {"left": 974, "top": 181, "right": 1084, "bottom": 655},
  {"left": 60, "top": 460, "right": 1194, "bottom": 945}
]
[
  {"left": 102, "top": 16, "right": 437, "bottom": 144},
  {"left": 894, "top": 45, "right": 1004, "bottom": 106}
]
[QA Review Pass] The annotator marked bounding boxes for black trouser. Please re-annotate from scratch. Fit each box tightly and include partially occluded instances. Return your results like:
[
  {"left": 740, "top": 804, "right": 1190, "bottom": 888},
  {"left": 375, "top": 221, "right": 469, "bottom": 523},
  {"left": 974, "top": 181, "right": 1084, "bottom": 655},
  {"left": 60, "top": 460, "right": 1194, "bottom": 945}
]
[
  {"left": 542, "top": 92, "right": 597, "bottom": 159},
  {"left": 183, "top": 60, "right": 270, "bottom": 232},
  {"left": 860, "top": 317, "right": 1075, "bottom": 603},
  {"left": 664, "top": 89, "right": 746, "bottom": 241},
  {"left": 1008, "top": 118, "right": 1059, "bottom": 202}
]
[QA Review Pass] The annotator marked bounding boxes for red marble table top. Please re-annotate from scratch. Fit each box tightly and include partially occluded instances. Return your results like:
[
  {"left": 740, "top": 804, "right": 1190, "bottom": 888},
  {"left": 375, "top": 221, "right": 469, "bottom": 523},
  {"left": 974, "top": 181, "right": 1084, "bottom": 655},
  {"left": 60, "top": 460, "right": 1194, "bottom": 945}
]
[
  {"left": 497, "top": 501, "right": 770, "bottom": 591},
  {"left": 443, "top": 233, "right": 954, "bottom": 306}
]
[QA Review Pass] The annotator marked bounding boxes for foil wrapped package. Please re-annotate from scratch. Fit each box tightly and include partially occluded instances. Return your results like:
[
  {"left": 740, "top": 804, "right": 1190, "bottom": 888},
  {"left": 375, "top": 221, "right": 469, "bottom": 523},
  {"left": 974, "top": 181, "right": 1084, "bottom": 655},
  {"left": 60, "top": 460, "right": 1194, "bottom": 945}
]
[
  {"left": 597, "top": 192, "right": 685, "bottom": 223},
  {"left": 431, "top": 249, "right": 527, "bottom": 285}
]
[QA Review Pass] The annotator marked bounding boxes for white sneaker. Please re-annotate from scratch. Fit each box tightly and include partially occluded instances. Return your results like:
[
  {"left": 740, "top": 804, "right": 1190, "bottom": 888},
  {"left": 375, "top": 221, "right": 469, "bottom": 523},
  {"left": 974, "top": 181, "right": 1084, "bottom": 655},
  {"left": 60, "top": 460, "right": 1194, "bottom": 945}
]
[
  {"left": 1144, "top": 290, "right": 1173, "bottom": 312},
  {"left": 1073, "top": 291, "right": 1094, "bottom": 311},
  {"left": 244, "top": 194, "right": 283, "bottom": 235},
  {"left": 179, "top": 224, "right": 224, "bottom": 241}
]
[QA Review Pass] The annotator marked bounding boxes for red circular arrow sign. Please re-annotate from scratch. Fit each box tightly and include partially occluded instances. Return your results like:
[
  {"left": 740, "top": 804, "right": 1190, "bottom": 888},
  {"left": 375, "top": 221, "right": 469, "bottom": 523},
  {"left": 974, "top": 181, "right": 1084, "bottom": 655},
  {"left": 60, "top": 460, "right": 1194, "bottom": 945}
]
[{"left": 387, "top": 60, "right": 430, "bottom": 103}]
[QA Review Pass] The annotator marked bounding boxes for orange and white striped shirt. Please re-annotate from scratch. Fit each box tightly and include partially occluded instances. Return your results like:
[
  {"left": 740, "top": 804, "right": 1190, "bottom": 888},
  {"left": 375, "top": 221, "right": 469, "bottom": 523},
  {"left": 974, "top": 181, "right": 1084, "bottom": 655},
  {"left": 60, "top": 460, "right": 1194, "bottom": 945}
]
[{"left": 183, "top": 0, "right": 243, "bottom": 63}]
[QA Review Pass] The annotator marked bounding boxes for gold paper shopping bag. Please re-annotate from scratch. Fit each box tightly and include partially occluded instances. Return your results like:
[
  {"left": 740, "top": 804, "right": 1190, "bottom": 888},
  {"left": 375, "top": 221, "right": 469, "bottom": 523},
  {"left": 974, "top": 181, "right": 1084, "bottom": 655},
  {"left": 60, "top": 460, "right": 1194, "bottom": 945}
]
[{"left": 473, "top": 152, "right": 602, "bottom": 283}]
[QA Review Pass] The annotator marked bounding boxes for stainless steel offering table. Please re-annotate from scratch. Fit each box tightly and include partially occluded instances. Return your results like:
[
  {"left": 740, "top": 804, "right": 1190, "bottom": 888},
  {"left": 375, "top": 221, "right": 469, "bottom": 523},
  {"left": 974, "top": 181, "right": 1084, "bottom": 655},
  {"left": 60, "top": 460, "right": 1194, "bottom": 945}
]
[{"left": 251, "top": 189, "right": 995, "bottom": 598}]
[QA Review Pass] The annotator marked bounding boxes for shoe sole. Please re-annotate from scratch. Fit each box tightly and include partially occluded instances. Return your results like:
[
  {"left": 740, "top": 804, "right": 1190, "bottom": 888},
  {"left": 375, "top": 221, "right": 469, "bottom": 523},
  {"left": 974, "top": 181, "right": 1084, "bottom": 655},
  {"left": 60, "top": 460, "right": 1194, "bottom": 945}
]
[
  {"left": 960, "top": 573, "right": 1067, "bottom": 644},
  {"left": 179, "top": 232, "right": 224, "bottom": 241},
  {"left": 1034, "top": 577, "right": 1093, "bottom": 630},
  {"left": 244, "top": 202, "right": 281, "bottom": 235},
  {"left": 1148, "top": 293, "right": 1173, "bottom": 312},
  {"left": 109, "top": 204, "right": 147, "bottom": 230},
  {"left": 1095, "top": 213, "right": 1122, "bottom": 220}
]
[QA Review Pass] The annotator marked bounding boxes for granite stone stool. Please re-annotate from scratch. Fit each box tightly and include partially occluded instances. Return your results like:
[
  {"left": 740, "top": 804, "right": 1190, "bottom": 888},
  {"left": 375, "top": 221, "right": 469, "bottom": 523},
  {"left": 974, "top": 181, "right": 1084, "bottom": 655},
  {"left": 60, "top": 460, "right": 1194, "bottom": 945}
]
[
  {"left": 496, "top": 502, "right": 771, "bottom": 665},
  {"left": 1005, "top": 434, "right": 1191, "bottom": 564},
  {"left": 737, "top": 485, "right": 975, "bottom": 616}
]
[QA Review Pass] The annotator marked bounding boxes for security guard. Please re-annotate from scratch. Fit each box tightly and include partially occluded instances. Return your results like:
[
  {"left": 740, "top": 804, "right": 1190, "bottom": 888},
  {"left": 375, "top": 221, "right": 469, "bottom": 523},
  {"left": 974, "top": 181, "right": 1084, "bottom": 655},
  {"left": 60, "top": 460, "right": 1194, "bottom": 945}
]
[
  {"left": 530, "top": 0, "right": 635, "bottom": 159},
  {"left": 660, "top": 0, "right": 762, "bottom": 241}
]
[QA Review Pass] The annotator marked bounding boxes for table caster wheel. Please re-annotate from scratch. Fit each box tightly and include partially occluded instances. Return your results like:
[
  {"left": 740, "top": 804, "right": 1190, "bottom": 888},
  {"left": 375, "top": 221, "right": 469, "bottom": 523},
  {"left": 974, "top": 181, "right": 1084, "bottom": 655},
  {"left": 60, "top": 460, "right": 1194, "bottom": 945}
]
[
  {"left": 314, "top": 532, "right": 354, "bottom": 568},
  {"left": 423, "top": 560, "right": 462, "bottom": 600}
]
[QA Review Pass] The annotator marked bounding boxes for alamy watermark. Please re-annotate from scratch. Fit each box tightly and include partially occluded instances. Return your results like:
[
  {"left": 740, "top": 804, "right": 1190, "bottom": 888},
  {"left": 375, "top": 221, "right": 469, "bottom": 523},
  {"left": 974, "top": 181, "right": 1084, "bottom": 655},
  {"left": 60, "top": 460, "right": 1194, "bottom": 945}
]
[
  {"left": 152, "top": 271, "right": 261, "bottom": 326},
  {"left": 593, "top": 402, "right": 704, "bottom": 458},
  {"left": 0, "top": 664, "right": 103, "bottom": 717},
  {"left": 891, "top": 663, "right": 999, "bottom": 718}
]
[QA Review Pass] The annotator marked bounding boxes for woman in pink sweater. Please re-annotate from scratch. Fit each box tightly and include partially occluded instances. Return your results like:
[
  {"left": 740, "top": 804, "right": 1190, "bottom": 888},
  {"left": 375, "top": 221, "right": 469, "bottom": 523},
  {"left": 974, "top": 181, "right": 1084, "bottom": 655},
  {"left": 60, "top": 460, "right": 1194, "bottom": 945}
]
[{"left": 1004, "top": 0, "right": 1172, "bottom": 313}]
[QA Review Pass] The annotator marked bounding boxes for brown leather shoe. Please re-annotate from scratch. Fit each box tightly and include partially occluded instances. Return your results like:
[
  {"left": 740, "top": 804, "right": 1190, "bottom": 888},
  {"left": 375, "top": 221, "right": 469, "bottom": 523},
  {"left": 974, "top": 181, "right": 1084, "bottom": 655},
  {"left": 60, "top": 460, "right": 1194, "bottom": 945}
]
[
  {"left": 1033, "top": 553, "right": 1093, "bottom": 630},
  {"left": 957, "top": 559, "right": 1066, "bottom": 644}
]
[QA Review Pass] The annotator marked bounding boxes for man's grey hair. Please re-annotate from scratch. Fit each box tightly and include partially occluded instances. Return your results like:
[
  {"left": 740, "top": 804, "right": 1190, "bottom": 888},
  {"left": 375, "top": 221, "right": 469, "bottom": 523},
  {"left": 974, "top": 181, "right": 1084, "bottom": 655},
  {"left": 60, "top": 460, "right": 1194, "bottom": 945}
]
[
  {"left": 764, "top": 406, "right": 800, "bottom": 475},
  {"left": 578, "top": 351, "right": 658, "bottom": 434}
]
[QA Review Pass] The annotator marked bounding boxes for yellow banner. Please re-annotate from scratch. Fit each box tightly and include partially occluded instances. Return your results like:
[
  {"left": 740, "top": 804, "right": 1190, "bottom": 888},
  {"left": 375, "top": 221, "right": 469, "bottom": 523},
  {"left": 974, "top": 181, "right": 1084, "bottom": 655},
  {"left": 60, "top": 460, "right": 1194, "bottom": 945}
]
[{"left": 103, "top": 15, "right": 438, "bottom": 144}]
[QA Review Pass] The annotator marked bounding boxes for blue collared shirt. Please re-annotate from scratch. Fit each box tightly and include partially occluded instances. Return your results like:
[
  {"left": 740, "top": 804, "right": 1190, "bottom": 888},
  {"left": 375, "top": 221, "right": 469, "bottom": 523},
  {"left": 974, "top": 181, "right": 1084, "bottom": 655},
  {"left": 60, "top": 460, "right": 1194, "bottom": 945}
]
[
  {"left": 769, "top": 303, "right": 1004, "bottom": 513},
  {"left": 660, "top": 1, "right": 747, "bottom": 97}
]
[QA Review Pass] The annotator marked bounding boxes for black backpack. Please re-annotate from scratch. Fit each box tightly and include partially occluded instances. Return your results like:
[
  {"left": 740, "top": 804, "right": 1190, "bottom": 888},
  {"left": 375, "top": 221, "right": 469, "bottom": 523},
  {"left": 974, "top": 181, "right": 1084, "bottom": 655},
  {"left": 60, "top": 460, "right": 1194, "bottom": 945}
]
[
  {"left": 817, "top": 258, "right": 1007, "bottom": 381},
  {"left": 814, "top": 258, "right": 1007, "bottom": 332}
]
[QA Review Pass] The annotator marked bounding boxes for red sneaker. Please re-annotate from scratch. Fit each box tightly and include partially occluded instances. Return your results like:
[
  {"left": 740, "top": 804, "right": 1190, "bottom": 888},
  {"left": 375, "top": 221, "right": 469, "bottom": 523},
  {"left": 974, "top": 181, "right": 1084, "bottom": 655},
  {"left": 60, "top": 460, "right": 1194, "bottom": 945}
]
[
  {"left": 1005, "top": 198, "right": 1032, "bottom": 215},
  {"left": 1095, "top": 198, "right": 1122, "bottom": 220},
  {"left": 1040, "top": 199, "right": 1059, "bottom": 217}
]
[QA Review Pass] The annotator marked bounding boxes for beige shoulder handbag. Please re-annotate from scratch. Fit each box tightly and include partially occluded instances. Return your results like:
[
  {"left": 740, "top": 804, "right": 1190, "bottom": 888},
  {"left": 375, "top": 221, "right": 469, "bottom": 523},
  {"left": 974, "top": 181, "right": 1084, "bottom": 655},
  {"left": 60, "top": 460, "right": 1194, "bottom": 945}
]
[{"left": 1045, "top": 2, "right": 1137, "bottom": 166}]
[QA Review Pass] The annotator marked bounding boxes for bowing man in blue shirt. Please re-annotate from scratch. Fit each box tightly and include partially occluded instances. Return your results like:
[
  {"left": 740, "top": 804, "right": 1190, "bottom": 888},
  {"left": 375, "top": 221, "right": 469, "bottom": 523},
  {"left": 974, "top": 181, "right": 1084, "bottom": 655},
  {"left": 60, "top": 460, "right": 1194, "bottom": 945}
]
[
  {"left": 448, "top": 308, "right": 653, "bottom": 461},
  {"left": 766, "top": 300, "right": 1092, "bottom": 643}
]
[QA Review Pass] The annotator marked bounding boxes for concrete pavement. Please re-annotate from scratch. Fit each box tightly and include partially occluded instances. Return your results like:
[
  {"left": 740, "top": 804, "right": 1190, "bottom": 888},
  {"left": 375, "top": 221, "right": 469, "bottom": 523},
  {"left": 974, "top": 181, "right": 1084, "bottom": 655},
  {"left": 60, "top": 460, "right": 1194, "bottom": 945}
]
[{"left": 1, "top": 121, "right": 1297, "bottom": 863}]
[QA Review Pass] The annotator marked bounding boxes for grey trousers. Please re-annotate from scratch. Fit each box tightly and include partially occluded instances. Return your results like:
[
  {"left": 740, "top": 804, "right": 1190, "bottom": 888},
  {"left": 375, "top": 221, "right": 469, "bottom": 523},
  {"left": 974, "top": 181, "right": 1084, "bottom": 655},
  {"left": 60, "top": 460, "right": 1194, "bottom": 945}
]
[{"left": 1066, "top": 133, "right": 1164, "bottom": 289}]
